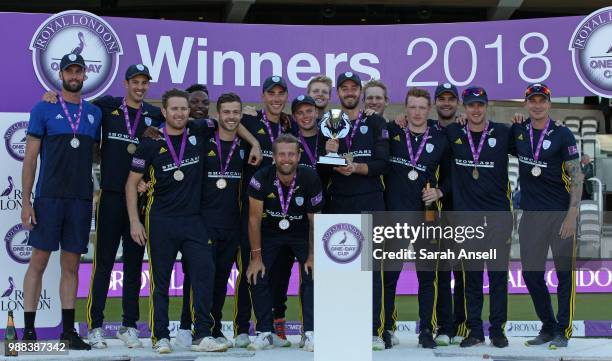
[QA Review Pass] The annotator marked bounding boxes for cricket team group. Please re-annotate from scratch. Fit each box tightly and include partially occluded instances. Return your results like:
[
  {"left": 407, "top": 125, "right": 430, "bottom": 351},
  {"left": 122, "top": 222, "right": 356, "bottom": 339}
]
[{"left": 18, "top": 51, "right": 582, "bottom": 354}]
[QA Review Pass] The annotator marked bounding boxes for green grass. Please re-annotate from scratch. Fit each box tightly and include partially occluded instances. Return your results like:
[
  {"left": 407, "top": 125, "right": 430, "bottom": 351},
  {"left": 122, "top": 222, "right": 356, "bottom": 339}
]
[{"left": 75, "top": 294, "right": 612, "bottom": 323}]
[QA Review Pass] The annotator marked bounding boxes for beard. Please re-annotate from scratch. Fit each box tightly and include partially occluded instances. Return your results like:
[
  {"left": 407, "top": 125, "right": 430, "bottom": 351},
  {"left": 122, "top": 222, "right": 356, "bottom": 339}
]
[
  {"left": 62, "top": 79, "right": 83, "bottom": 93},
  {"left": 277, "top": 163, "right": 297, "bottom": 176},
  {"left": 340, "top": 96, "right": 359, "bottom": 110}
]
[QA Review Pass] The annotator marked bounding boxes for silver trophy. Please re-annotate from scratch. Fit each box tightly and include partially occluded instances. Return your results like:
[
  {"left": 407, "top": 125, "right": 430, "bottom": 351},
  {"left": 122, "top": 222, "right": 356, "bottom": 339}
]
[{"left": 318, "top": 109, "right": 351, "bottom": 166}]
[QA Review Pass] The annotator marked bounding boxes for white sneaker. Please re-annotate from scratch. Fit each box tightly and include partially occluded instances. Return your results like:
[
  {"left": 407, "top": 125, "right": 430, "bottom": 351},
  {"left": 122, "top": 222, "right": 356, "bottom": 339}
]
[
  {"left": 451, "top": 335, "right": 465, "bottom": 345},
  {"left": 88, "top": 327, "right": 107, "bottom": 349},
  {"left": 388, "top": 330, "right": 400, "bottom": 346},
  {"left": 191, "top": 336, "right": 228, "bottom": 352},
  {"left": 302, "top": 331, "right": 314, "bottom": 352},
  {"left": 247, "top": 332, "right": 274, "bottom": 351},
  {"left": 153, "top": 338, "right": 172, "bottom": 354},
  {"left": 272, "top": 332, "right": 291, "bottom": 347},
  {"left": 373, "top": 336, "right": 385, "bottom": 351},
  {"left": 216, "top": 336, "right": 233, "bottom": 348},
  {"left": 116, "top": 326, "right": 143, "bottom": 348},
  {"left": 175, "top": 329, "right": 192, "bottom": 349},
  {"left": 234, "top": 333, "right": 250, "bottom": 348},
  {"left": 435, "top": 334, "right": 450, "bottom": 346}
]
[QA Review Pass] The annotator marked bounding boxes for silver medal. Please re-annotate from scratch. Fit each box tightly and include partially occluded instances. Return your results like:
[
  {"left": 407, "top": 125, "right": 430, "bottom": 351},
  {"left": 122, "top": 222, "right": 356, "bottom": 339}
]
[
  {"left": 127, "top": 143, "right": 137, "bottom": 154},
  {"left": 173, "top": 169, "right": 184, "bottom": 181},
  {"left": 70, "top": 137, "right": 80, "bottom": 148},
  {"left": 472, "top": 168, "right": 479, "bottom": 180},
  {"left": 279, "top": 218, "right": 290, "bottom": 230},
  {"left": 531, "top": 166, "right": 542, "bottom": 177},
  {"left": 408, "top": 169, "right": 418, "bottom": 181},
  {"left": 216, "top": 178, "right": 227, "bottom": 189}
]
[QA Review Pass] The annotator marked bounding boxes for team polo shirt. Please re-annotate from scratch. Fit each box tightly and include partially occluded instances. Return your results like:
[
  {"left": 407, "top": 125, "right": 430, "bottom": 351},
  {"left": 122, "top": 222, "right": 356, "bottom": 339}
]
[
  {"left": 130, "top": 129, "right": 208, "bottom": 217},
  {"left": 200, "top": 132, "right": 247, "bottom": 229},
  {"left": 317, "top": 113, "right": 389, "bottom": 197},
  {"left": 446, "top": 122, "right": 514, "bottom": 211},
  {"left": 298, "top": 133, "right": 319, "bottom": 170},
  {"left": 93, "top": 96, "right": 164, "bottom": 193},
  {"left": 248, "top": 165, "right": 324, "bottom": 237},
  {"left": 385, "top": 123, "right": 448, "bottom": 211},
  {"left": 512, "top": 119, "right": 579, "bottom": 211},
  {"left": 27, "top": 100, "right": 102, "bottom": 200}
]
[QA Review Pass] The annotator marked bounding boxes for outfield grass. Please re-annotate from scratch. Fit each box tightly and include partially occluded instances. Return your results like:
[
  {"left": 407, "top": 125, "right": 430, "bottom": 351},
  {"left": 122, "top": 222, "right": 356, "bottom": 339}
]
[{"left": 75, "top": 294, "right": 612, "bottom": 323}]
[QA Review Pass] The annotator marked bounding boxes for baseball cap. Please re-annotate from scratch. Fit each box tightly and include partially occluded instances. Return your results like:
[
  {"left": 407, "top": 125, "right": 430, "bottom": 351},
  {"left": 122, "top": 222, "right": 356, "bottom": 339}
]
[
  {"left": 435, "top": 83, "right": 459, "bottom": 99},
  {"left": 291, "top": 95, "right": 316, "bottom": 113},
  {"left": 462, "top": 86, "right": 488, "bottom": 105},
  {"left": 524, "top": 83, "right": 551, "bottom": 100},
  {"left": 60, "top": 53, "right": 86, "bottom": 71},
  {"left": 337, "top": 71, "right": 362, "bottom": 88},
  {"left": 262, "top": 75, "right": 288, "bottom": 92},
  {"left": 125, "top": 64, "right": 152, "bottom": 80}
]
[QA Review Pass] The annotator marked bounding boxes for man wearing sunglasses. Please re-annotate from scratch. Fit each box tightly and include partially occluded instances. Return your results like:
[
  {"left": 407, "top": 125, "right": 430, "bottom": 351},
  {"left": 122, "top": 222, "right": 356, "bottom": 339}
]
[{"left": 512, "top": 83, "right": 581, "bottom": 349}]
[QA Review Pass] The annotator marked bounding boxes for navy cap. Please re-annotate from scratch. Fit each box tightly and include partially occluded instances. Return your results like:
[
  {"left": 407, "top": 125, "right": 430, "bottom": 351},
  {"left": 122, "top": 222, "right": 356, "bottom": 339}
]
[
  {"left": 125, "top": 64, "right": 152, "bottom": 80},
  {"left": 60, "top": 53, "right": 86, "bottom": 71},
  {"left": 336, "top": 71, "right": 361, "bottom": 88},
  {"left": 291, "top": 95, "right": 316, "bottom": 113},
  {"left": 435, "top": 83, "right": 459, "bottom": 99},
  {"left": 525, "top": 83, "right": 551, "bottom": 100},
  {"left": 262, "top": 75, "right": 287, "bottom": 92},
  {"left": 462, "top": 86, "right": 488, "bottom": 105}
]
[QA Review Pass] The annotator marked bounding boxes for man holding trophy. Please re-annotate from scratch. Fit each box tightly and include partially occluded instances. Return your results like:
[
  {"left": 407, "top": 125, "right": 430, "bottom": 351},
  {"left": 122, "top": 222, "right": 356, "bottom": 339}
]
[{"left": 316, "top": 71, "right": 390, "bottom": 349}]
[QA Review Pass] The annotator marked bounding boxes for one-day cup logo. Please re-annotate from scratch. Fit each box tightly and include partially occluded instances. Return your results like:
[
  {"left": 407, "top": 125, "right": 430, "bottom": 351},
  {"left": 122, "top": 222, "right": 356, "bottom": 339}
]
[
  {"left": 4, "top": 223, "right": 31, "bottom": 264},
  {"left": 569, "top": 6, "right": 612, "bottom": 97},
  {"left": 322, "top": 223, "right": 364, "bottom": 264},
  {"left": 4, "top": 121, "right": 28, "bottom": 162},
  {"left": 29, "top": 10, "right": 123, "bottom": 100}
]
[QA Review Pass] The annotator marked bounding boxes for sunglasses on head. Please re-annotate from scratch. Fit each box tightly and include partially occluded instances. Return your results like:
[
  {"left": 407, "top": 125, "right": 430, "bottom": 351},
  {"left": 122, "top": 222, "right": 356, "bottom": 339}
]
[
  {"left": 462, "top": 88, "right": 485, "bottom": 98},
  {"left": 525, "top": 85, "right": 551, "bottom": 97}
]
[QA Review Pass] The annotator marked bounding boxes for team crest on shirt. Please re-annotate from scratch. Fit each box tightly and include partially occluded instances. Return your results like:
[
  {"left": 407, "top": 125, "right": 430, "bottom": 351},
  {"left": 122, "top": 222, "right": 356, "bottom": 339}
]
[
  {"left": 295, "top": 196, "right": 304, "bottom": 206},
  {"left": 488, "top": 138, "right": 497, "bottom": 148},
  {"left": 111, "top": 109, "right": 120, "bottom": 116},
  {"left": 88, "top": 114, "right": 95, "bottom": 124},
  {"left": 145, "top": 117, "right": 152, "bottom": 126},
  {"left": 360, "top": 125, "right": 368, "bottom": 134},
  {"left": 240, "top": 149, "right": 245, "bottom": 159},
  {"left": 426, "top": 143, "right": 434, "bottom": 153},
  {"left": 543, "top": 140, "right": 551, "bottom": 150},
  {"left": 189, "top": 136, "right": 197, "bottom": 145}
]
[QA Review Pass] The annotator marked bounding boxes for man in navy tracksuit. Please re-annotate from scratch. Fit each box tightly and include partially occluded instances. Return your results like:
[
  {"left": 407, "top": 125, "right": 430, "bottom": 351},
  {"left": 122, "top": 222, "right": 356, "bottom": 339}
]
[
  {"left": 246, "top": 134, "right": 323, "bottom": 352},
  {"left": 384, "top": 88, "right": 449, "bottom": 349},
  {"left": 126, "top": 89, "right": 226, "bottom": 354},
  {"left": 513, "top": 83, "right": 581, "bottom": 349},
  {"left": 446, "top": 86, "right": 513, "bottom": 348}
]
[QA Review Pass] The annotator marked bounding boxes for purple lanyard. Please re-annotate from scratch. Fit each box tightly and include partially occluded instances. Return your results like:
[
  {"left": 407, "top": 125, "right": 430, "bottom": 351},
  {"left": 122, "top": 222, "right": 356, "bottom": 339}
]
[
  {"left": 121, "top": 98, "right": 143, "bottom": 140},
  {"left": 163, "top": 127, "right": 187, "bottom": 169},
  {"left": 58, "top": 96, "right": 83, "bottom": 138},
  {"left": 345, "top": 111, "right": 364, "bottom": 152},
  {"left": 466, "top": 121, "right": 490, "bottom": 165},
  {"left": 405, "top": 127, "right": 430, "bottom": 167},
  {"left": 214, "top": 131, "right": 239, "bottom": 176},
  {"left": 529, "top": 119, "right": 550, "bottom": 162},
  {"left": 262, "top": 110, "right": 282, "bottom": 145},
  {"left": 298, "top": 132, "right": 318, "bottom": 166},
  {"left": 276, "top": 174, "right": 297, "bottom": 217}
]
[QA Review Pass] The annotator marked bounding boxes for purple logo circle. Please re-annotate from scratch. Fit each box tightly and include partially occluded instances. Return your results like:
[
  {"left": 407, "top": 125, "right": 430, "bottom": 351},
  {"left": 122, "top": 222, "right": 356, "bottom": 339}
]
[
  {"left": 4, "top": 224, "right": 32, "bottom": 264},
  {"left": 4, "top": 121, "right": 29, "bottom": 162},
  {"left": 29, "top": 10, "right": 123, "bottom": 100},
  {"left": 569, "top": 6, "right": 612, "bottom": 97},
  {"left": 322, "top": 223, "right": 364, "bottom": 264}
]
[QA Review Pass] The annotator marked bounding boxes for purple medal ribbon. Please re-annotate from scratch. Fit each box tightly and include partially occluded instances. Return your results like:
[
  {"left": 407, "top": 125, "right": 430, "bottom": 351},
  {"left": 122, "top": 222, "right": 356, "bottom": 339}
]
[
  {"left": 529, "top": 118, "right": 550, "bottom": 162},
  {"left": 58, "top": 96, "right": 83, "bottom": 138},
  {"left": 121, "top": 98, "right": 143, "bottom": 140},
  {"left": 276, "top": 174, "right": 297, "bottom": 217},
  {"left": 345, "top": 111, "right": 363, "bottom": 152},
  {"left": 214, "top": 131, "right": 239, "bottom": 176},
  {"left": 163, "top": 127, "right": 188, "bottom": 170},
  {"left": 262, "top": 109, "right": 282, "bottom": 145},
  {"left": 298, "top": 132, "right": 318, "bottom": 166},
  {"left": 405, "top": 127, "right": 430, "bottom": 168},
  {"left": 466, "top": 121, "right": 490, "bottom": 166}
]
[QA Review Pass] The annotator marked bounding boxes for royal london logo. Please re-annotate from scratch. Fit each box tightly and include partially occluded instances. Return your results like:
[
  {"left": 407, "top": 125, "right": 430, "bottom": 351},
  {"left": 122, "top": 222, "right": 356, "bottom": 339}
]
[
  {"left": 0, "top": 276, "right": 52, "bottom": 312},
  {"left": 569, "top": 6, "right": 612, "bottom": 97},
  {"left": 4, "top": 121, "right": 28, "bottom": 162},
  {"left": 29, "top": 10, "right": 123, "bottom": 100}
]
